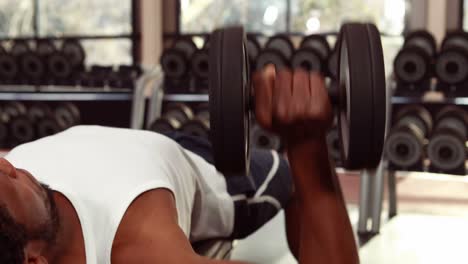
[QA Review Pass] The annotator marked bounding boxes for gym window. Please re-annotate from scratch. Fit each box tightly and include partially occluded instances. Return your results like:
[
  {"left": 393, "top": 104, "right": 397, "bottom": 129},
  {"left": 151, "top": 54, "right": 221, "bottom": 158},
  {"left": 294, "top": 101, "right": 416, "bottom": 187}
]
[
  {"left": 0, "top": 0, "right": 140, "bottom": 65},
  {"left": 179, "top": 0, "right": 410, "bottom": 75}
]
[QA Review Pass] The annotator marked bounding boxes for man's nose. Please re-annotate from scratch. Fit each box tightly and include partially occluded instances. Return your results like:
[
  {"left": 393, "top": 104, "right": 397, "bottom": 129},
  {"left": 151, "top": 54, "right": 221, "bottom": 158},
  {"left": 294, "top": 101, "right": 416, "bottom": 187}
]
[{"left": 0, "top": 158, "right": 17, "bottom": 178}]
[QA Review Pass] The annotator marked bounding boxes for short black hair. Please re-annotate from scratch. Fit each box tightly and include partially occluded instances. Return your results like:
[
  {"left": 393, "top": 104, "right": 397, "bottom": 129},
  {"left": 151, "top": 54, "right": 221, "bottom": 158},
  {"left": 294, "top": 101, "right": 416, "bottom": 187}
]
[
  {"left": 0, "top": 183, "right": 59, "bottom": 264},
  {"left": 0, "top": 205, "right": 27, "bottom": 264}
]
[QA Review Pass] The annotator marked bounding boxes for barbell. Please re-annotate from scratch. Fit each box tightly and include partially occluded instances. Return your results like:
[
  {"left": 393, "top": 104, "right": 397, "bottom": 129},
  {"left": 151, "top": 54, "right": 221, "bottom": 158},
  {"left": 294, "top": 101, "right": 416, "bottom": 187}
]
[{"left": 208, "top": 23, "right": 387, "bottom": 178}]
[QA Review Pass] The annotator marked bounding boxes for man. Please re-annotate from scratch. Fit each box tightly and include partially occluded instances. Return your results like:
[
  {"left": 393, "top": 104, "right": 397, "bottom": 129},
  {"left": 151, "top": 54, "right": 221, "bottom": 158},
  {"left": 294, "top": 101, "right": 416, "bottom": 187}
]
[{"left": 0, "top": 66, "right": 359, "bottom": 264}]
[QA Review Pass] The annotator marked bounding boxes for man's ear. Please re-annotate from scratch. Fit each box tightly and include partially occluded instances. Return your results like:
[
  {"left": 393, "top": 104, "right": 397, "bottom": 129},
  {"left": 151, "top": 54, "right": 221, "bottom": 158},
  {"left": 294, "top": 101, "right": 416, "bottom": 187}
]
[{"left": 24, "top": 241, "right": 48, "bottom": 264}]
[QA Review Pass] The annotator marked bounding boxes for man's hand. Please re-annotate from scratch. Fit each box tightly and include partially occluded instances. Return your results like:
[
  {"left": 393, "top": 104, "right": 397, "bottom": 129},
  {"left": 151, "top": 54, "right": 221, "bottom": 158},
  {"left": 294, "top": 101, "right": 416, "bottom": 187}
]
[{"left": 253, "top": 64, "right": 333, "bottom": 146}]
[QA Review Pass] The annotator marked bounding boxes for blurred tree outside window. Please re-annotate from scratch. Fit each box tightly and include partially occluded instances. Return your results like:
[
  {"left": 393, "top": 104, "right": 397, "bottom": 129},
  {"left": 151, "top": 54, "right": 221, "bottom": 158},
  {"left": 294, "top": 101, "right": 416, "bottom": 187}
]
[{"left": 0, "top": 0, "right": 136, "bottom": 65}]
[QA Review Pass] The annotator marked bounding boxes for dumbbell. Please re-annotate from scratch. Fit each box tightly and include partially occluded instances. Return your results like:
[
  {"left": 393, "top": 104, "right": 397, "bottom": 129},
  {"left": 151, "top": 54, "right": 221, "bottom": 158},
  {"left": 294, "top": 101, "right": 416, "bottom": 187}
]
[
  {"left": 10, "top": 41, "right": 33, "bottom": 85},
  {"left": 26, "top": 102, "right": 64, "bottom": 138},
  {"left": 385, "top": 106, "right": 432, "bottom": 170},
  {"left": 149, "top": 103, "right": 194, "bottom": 134},
  {"left": 256, "top": 35, "right": 294, "bottom": 70},
  {"left": 108, "top": 65, "right": 143, "bottom": 89},
  {"left": 428, "top": 106, "right": 467, "bottom": 174},
  {"left": 209, "top": 24, "right": 386, "bottom": 177},
  {"left": 89, "top": 65, "right": 114, "bottom": 87},
  {"left": 47, "top": 50, "right": 73, "bottom": 85},
  {"left": 394, "top": 30, "right": 436, "bottom": 86},
  {"left": 291, "top": 34, "right": 331, "bottom": 75},
  {"left": 54, "top": 102, "right": 81, "bottom": 129},
  {"left": 435, "top": 31, "right": 468, "bottom": 88},
  {"left": 190, "top": 49, "right": 210, "bottom": 91},
  {"left": 5, "top": 102, "right": 35, "bottom": 145},
  {"left": 246, "top": 34, "right": 262, "bottom": 70},
  {"left": 62, "top": 39, "right": 86, "bottom": 69},
  {"left": 160, "top": 38, "right": 198, "bottom": 80},
  {"left": 180, "top": 104, "right": 210, "bottom": 139},
  {"left": 0, "top": 48, "right": 18, "bottom": 84}
]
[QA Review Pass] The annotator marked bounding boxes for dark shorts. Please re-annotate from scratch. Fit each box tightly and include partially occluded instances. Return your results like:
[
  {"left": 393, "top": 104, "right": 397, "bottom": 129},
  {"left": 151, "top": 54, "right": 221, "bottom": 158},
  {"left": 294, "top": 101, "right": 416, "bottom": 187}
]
[{"left": 163, "top": 132, "right": 293, "bottom": 239}]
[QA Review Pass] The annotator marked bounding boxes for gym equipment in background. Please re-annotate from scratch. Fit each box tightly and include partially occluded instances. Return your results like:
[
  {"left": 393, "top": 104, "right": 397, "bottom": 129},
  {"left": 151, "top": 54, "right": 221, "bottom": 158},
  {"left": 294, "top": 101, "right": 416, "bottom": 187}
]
[
  {"left": 292, "top": 34, "right": 331, "bottom": 75},
  {"left": 393, "top": 30, "right": 436, "bottom": 95},
  {"left": 428, "top": 106, "right": 467, "bottom": 175},
  {"left": 256, "top": 34, "right": 294, "bottom": 70},
  {"left": 149, "top": 103, "right": 194, "bottom": 134},
  {"left": 180, "top": 103, "right": 210, "bottom": 139}
]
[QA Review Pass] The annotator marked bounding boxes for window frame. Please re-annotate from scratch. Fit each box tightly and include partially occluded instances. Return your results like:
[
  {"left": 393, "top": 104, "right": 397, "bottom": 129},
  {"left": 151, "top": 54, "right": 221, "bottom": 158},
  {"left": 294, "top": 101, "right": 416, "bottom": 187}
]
[{"left": 0, "top": 0, "right": 141, "bottom": 65}]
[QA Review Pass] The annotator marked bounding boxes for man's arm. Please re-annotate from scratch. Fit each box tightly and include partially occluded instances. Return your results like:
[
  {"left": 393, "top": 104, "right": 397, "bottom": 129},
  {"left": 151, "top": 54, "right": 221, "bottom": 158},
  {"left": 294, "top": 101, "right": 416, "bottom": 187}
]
[
  {"left": 111, "top": 189, "right": 249, "bottom": 264},
  {"left": 253, "top": 66, "right": 359, "bottom": 263}
]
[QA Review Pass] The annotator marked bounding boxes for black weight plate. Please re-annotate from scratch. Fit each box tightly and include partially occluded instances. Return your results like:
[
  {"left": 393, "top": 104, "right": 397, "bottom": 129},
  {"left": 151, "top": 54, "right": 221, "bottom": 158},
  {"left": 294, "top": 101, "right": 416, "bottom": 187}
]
[
  {"left": 256, "top": 49, "right": 289, "bottom": 70},
  {"left": 62, "top": 39, "right": 85, "bottom": 66},
  {"left": 385, "top": 126, "right": 424, "bottom": 168},
  {"left": 164, "top": 103, "right": 194, "bottom": 123},
  {"left": 428, "top": 133, "right": 466, "bottom": 171},
  {"left": 435, "top": 106, "right": 468, "bottom": 138},
  {"left": 300, "top": 34, "right": 331, "bottom": 60},
  {"left": 48, "top": 52, "right": 72, "bottom": 79},
  {"left": 11, "top": 41, "right": 30, "bottom": 56},
  {"left": 395, "top": 105, "right": 433, "bottom": 137},
  {"left": 180, "top": 119, "right": 210, "bottom": 139},
  {"left": 37, "top": 117, "right": 66, "bottom": 138},
  {"left": 209, "top": 26, "right": 250, "bottom": 177},
  {"left": 338, "top": 24, "right": 373, "bottom": 170},
  {"left": 404, "top": 30, "right": 436, "bottom": 57},
  {"left": 150, "top": 117, "right": 181, "bottom": 133},
  {"left": 394, "top": 47, "right": 431, "bottom": 84},
  {"left": 435, "top": 47, "right": 468, "bottom": 84},
  {"left": 28, "top": 102, "right": 52, "bottom": 122},
  {"left": 10, "top": 116, "right": 35, "bottom": 143},
  {"left": 55, "top": 103, "right": 80, "bottom": 128},
  {"left": 441, "top": 31, "right": 468, "bottom": 51},
  {"left": 36, "top": 40, "right": 56, "bottom": 57},
  {"left": 0, "top": 53, "right": 18, "bottom": 79},
  {"left": 21, "top": 52, "right": 45, "bottom": 79},
  {"left": 291, "top": 48, "right": 323, "bottom": 73},
  {"left": 4, "top": 102, "right": 27, "bottom": 117},
  {"left": 173, "top": 38, "right": 198, "bottom": 58},
  {"left": 160, "top": 49, "right": 189, "bottom": 78},
  {"left": 366, "top": 23, "right": 387, "bottom": 169},
  {"left": 191, "top": 49, "right": 209, "bottom": 79},
  {"left": 265, "top": 35, "right": 294, "bottom": 59}
]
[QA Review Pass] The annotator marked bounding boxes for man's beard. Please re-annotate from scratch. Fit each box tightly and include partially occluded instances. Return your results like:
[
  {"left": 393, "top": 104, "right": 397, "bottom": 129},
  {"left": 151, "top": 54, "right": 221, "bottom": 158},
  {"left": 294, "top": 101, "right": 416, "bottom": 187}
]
[{"left": 27, "top": 184, "right": 60, "bottom": 245}]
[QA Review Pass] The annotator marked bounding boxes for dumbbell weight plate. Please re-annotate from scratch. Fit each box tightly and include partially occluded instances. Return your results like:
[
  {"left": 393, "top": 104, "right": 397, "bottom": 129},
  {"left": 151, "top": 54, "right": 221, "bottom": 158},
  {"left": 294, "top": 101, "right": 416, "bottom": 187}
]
[
  {"left": 11, "top": 41, "right": 30, "bottom": 57},
  {"left": 441, "top": 31, "right": 468, "bottom": 51},
  {"left": 428, "top": 133, "right": 466, "bottom": 171},
  {"left": 62, "top": 39, "right": 85, "bottom": 67},
  {"left": 300, "top": 34, "right": 331, "bottom": 60},
  {"left": 338, "top": 23, "right": 386, "bottom": 169},
  {"left": 385, "top": 127, "right": 424, "bottom": 168},
  {"left": 173, "top": 38, "right": 198, "bottom": 58},
  {"left": 250, "top": 123, "right": 281, "bottom": 150},
  {"left": 10, "top": 116, "right": 35, "bottom": 143},
  {"left": 55, "top": 103, "right": 80, "bottom": 128},
  {"left": 404, "top": 30, "right": 437, "bottom": 57},
  {"left": 256, "top": 49, "right": 289, "bottom": 70},
  {"left": 48, "top": 52, "right": 73, "bottom": 79},
  {"left": 4, "top": 102, "right": 27, "bottom": 118},
  {"left": 36, "top": 40, "right": 56, "bottom": 57},
  {"left": 209, "top": 26, "right": 251, "bottom": 178},
  {"left": 435, "top": 48, "right": 468, "bottom": 85},
  {"left": 164, "top": 103, "right": 194, "bottom": 124},
  {"left": 395, "top": 105, "right": 433, "bottom": 137},
  {"left": 180, "top": 119, "right": 210, "bottom": 139},
  {"left": 161, "top": 49, "right": 189, "bottom": 78},
  {"left": 291, "top": 48, "right": 323, "bottom": 73},
  {"left": 149, "top": 117, "right": 181, "bottom": 133},
  {"left": 0, "top": 53, "right": 18, "bottom": 80},
  {"left": 191, "top": 49, "right": 209, "bottom": 79},
  {"left": 394, "top": 47, "right": 430, "bottom": 84},
  {"left": 28, "top": 103, "right": 52, "bottom": 122},
  {"left": 37, "top": 117, "right": 66, "bottom": 138},
  {"left": 265, "top": 35, "right": 294, "bottom": 59},
  {"left": 21, "top": 52, "right": 45, "bottom": 80}
]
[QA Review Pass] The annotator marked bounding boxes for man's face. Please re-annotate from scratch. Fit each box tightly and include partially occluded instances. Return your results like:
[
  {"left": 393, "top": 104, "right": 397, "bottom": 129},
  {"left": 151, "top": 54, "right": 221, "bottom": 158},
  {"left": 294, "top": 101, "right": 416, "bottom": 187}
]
[{"left": 0, "top": 158, "right": 50, "bottom": 232}]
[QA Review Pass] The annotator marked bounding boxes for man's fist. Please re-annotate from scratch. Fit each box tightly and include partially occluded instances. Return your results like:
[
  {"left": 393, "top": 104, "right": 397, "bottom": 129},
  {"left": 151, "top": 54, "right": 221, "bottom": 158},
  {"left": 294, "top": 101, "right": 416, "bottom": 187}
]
[{"left": 253, "top": 65, "right": 333, "bottom": 145}]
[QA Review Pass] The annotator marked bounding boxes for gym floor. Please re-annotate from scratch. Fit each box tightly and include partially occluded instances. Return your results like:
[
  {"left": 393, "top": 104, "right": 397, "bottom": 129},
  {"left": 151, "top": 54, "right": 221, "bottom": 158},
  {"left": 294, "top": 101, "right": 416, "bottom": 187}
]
[{"left": 230, "top": 172, "right": 468, "bottom": 264}]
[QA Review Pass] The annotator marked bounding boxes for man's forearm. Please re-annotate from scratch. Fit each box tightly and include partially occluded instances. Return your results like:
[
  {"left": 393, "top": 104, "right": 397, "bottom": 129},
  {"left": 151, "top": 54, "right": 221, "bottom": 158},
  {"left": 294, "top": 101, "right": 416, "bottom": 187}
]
[{"left": 285, "top": 136, "right": 359, "bottom": 264}]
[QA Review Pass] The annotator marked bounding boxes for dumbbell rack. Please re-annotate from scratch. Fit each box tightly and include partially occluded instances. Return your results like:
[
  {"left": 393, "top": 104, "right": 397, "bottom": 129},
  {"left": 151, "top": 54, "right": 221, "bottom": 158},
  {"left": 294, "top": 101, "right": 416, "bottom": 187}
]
[
  {"left": 357, "top": 86, "right": 468, "bottom": 240},
  {"left": 0, "top": 67, "right": 162, "bottom": 145}
]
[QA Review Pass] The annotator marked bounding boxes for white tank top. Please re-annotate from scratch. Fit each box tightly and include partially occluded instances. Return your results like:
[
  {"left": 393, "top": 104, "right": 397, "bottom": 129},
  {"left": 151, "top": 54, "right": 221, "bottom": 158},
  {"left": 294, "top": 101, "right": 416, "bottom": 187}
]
[{"left": 5, "top": 126, "right": 234, "bottom": 264}]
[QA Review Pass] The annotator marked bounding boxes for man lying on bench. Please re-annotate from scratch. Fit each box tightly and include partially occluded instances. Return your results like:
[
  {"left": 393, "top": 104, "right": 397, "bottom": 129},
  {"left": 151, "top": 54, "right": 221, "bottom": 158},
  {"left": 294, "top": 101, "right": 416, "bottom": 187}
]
[{"left": 0, "top": 67, "right": 358, "bottom": 264}]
